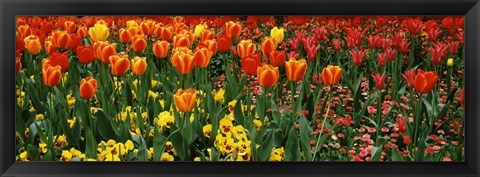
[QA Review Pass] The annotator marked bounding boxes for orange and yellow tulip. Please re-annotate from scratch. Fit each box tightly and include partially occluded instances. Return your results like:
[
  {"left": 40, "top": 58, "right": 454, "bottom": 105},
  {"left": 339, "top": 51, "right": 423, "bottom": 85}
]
[
  {"left": 261, "top": 37, "right": 277, "bottom": 55},
  {"left": 44, "top": 39, "right": 57, "bottom": 55},
  {"left": 109, "top": 54, "right": 130, "bottom": 76},
  {"left": 131, "top": 56, "right": 147, "bottom": 75},
  {"left": 156, "top": 26, "right": 174, "bottom": 42},
  {"left": 140, "top": 19, "right": 156, "bottom": 35},
  {"left": 42, "top": 65, "right": 62, "bottom": 87},
  {"left": 285, "top": 58, "right": 307, "bottom": 82},
  {"left": 52, "top": 30, "right": 72, "bottom": 49},
  {"left": 77, "top": 26, "right": 88, "bottom": 38},
  {"left": 225, "top": 21, "right": 242, "bottom": 38},
  {"left": 152, "top": 41, "right": 170, "bottom": 58},
  {"left": 24, "top": 35, "right": 42, "bottom": 55},
  {"left": 201, "top": 39, "right": 217, "bottom": 55},
  {"left": 16, "top": 57, "right": 22, "bottom": 74},
  {"left": 64, "top": 21, "right": 76, "bottom": 34},
  {"left": 193, "top": 47, "right": 213, "bottom": 68},
  {"left": 17, "top": 25, "right": 32, "bottom": 39},
  {"left": 48, "top": 52, "right": 70, "bottom": 73},
  {"left": 119, "top": 28, "right": 132, "bottom": 43},
  {"left": 93, "top": 41, "right": 117, "bottom": 64},
  {"left": 131, "top": 35, "right": 147, "bottom": 52},
  {"left": 237, "top": 40, "right": 257, "bottom": 59},
  {"left": 414, "top": 70, "right": 438, "bottom": 94},
  {"left": 174, "top": 88, "right": 197, "bottom": 112},
  {"left": 321, "top": 65, "right": 342, "bottom": 85},
  {"left": 88, "top": 23, "right": 109, "bottom": 42},
  {"left": 257, "top": 64, "right": 280, "bottom": 88},
  {"left": 173, "top": 33, "right": 192, "bottom": 48},
  {"left": 200, "top": 29, "right": 215, "bottom": 42},
  {"left": 79, "top": 77, "right": 97, "bottom": 100},
  {"left": 171, "top": 47, "right": 194, "bottom": 74}
]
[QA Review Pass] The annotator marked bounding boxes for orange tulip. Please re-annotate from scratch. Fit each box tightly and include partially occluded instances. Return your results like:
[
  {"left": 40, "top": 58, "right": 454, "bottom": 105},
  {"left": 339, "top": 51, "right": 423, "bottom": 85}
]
[
  {"left": 140, "top": 19, "right": 156, "bottom": 35},
  {"left": 173, "top": 33, "right": 192, "bottom": 48},
  {"left": 174, "top": 88, "right": 197, "bottom": 113},
  {"left": 285, "top": 58, "right": 307, "bottom": 82},
  {"left": 88, "top": 23, "right": 109, "bottom": 42},
  {"left": 17, "top": 25, "right": 32, "bottom": 39},
  {"left": 241, "top": 54, "right": 261, "bottom": 75},
  {"left": 48, "top": 52, "right": 70, "bottom": 73},
  {"left": 131, "top": 56, "right": 147, "bottom": 75},
  {"left": 131, "top": 35, "right": 147, "bottom": 52},
  {"left": 225, "top": 21, "right": 242, "bottom": 38},
  {"left": 257, "top": 64, "right": 280, "bottom": 88},
  {"left": 42, "top": 65, "right": 62, "bottom": 87},
  {"left": 44, "top": 39, "right": 57, "bottom": 55},
  {"left": 152, "top": 41, "right": 170, "bottom": 58},
  {"left": 321, "top": 65, "right": 342, "bottom": 85},
  {"left": 237, "top": 40, "right": 257, "bottom": 59},
  {"left": 171, "top": 47, "right": 195, "bottom": 74},
  {"left": 79, "top": 77, "right": 97, "bottom": 100},
  {"left": 77, "top": 46, "right": 94, "bottom": 64},
  {"left": 93, "top": 41, "right": 117, "bottom": 64},
  {"left": 193, "top": 47, "right": 213, "bottom": 68},
  {"left": 414, "top": 70, "right": 438, "bottom": 94},
  {"left": 261, "top": 37, "right": 277, "bottom": 55},
  {"left": 217, "top": 35, "right": 232, "bottom": 53},
  {"left": 52, "top": 30, "right": 72, "bottom": 49},
  {"left": 64, "top": 21, "right": 76, "bottom": 33},
  {"left": 119, "top": 28, "right": 132, "bottom": 43},
  {"left": 157, "top": 26, "right": 174, "bottom": 41},
  {"left": 269, "top": 50, "right": 286, "bottom": 67},
  {"left": 200, "top": 39, "right": 217, "bottom": 55},
  {"left": 24, "top": 35, "right": 42, "bottom": 55},
  {"left": 109, "top": 54, "right": 130, "bottom": 76},
  {"left": 200, "top": 29, "right": 215, "bottom": 42},
  {"left": 16, "top": 57, "right": 22, "bottom": 74},
  {"left": 77, "top": 26, "right": 88, "bottom": 38}
]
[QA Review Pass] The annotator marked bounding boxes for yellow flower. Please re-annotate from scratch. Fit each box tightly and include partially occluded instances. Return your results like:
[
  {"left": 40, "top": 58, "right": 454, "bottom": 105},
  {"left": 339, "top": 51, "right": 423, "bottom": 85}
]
[
  {"left": 68, "top": 117, "right": 76, "bottom": 128},
  {"left": 223, "top": 137, "right": 237, "bottom": 154},
  {"left": 39, "top": 143, "right": 48, "bottom": 153},
  {"left": 60, "top": 150, "right": 73, "bottom": 161},
  {"left": 147, "top": 147, "right": 154, "bottom": 160},
  {"left": 148, "top": 90, "right": 158, "bottom": 100},
  {"left": 194, "top": 157, "right": 202, "bottom": 161},
  {"left": 157, "top": 111, "right": 175, "bottom": 131},
  {"left": 19, "top": 151, "right": 29, "bottom": 161},
  {"left": 105, "top": 154, "right": 121, "bottom": 161},
  {"left": 151, "top": 80, "right": 158, "bottom": 87},
  {"left": 231, "top": 125, "right": 248, "bottom": 142},
  {"left": 194, "top": 24, "right": 207, "bottom": 38},
  {"left": 126, "top": 20, "right": 139, "bottom": 29},
  {"left": 214, "top": 88, "right": 225, "bottom": 103},
  {"left": 447, "top": 58, "right": 454, "bottom": 66},
  {"left": 161, "top": 152, "right": 174, "bottom": 161},
  {"left": 125, "top": 140, "right": 134, "bottom": 151},
  {"left": 253, "top": 119, "right": 262, "bottom": 130},
  {"left": 88, "top": 23, "right": 109, "bottom": 42},
  {"left": 67, "top": 94, "right": 75, "bottom": 110},
  {"left": 203, "top": 124, "right": 212, "bottom": 138},
  {"left": 270, "top": 27, "right": 284, "bottom": 43},
  {"left": 228, "top": 100, "right": 237, "bottom": 112},
  {"left": 165, "top": 141, "right": 176, "bottom": 155},
  {"left": 219, "top": 118, "right": 233, "bottom": 134},
  {"left": 269, "top": 147, "right": 285, "bottom": 161},
  {"left": 35, "top": 114, "right": 44, "bottom": 121}
]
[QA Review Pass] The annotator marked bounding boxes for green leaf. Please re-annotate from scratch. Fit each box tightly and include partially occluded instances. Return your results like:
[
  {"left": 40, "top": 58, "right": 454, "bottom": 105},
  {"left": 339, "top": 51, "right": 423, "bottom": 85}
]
[
  {"left": 285, "top": 128, "right": 300, "bottom": 161},
  {"left": 170, "top": 124, "right": 187, "bottom": 161},
  {"left": 270, "top": 98, "right": 281, "bottom": 124},
  {"left": 299, "top": 116, "right": 313, "bottom": 161},
  {"left": 136, "top": 135, "right": 148, "bottom": 161},
  {"left": 233, "top": 100, "right": 245, "bottom": 125},
  {"left": 96, "top": 111, "right": 115, "bottom": 140},
  {"left": 152, "top": 126, "right": 166, "bottom": 161},
  {"left": 371, "top": 146, "right": 383, "bottom": 161},
  {"left": 26, "top": 144, "right": 40, "bottom": 161},
  {"left": 258, "top": 133, "right": 275, "bottom": 161},
  {"left": 85, "top": 127, "right": 97, "bottom": 159},
  {"left": 391, "top": 148, "right": 404, "bottom": 161}
]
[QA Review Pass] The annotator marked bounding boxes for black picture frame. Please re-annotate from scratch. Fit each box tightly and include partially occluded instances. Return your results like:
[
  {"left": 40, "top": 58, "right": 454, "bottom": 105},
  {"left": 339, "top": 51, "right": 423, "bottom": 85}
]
[{"left": 1, "top": 0, "right": 479, "bottom": 176}]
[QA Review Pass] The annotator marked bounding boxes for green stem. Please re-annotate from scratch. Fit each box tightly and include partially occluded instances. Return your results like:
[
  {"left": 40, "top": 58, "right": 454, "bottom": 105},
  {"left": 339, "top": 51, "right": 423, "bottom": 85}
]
[{"left": 312, "top": 88, "right": 332, "bottom": 161}]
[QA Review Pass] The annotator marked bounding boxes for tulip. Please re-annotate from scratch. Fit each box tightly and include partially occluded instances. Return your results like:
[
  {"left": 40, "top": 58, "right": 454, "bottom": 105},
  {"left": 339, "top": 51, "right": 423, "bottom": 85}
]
[
  {"left": 194, "top": 24, "right": 207, "bottom": 38},
  {"left": 131, "top": 35, "right": 147, "bottom": 52},
  {"left": 237, "top": 40, "right": 257, "bottom": 59},
  {"left": 333, "top": 39, "right": 342, "bottom": 53},
  {"left": 42, "top": 65, "right": 62, "bottom": 87},
  {"left": 257, "top": 64, "right": 280, "bottom": 88},
  {"left": 126, "top": 20, "right": 139, "bottom": 29},
  {"left": 371, "top": 72, "right": 386, "bottom": 90},
  {"left": 52, "top": 30, "right": 72, "bottom": 49},
  {"left": 403, "top": 136, "right": 411, "bottom": 145},
  {"left": 217, "top": 35, "right": 232, "bottom": 53},
  {"left": 406, "top": 19, "right": 423, "bottom": 35},
  {"left": 261, "top": 37, "right": 277, "bottom": 55},
  {"left": 402, "top": 68, "right": 416, "bottom": 89},
  {"left": 321, "top": 65, "right": 342, "bottom": 85},
  {"left": 48, "top": 52, "right": 70, "bottom": 73},
  {"left": 152, "top": 41, "right": 170, "bottom": 58},
  {"left": 17, "top": 25, "right": 32, "bottom": 39},
  {"left": 285, "top": 58, "right": 307, "bottom": 82},
  {"left": 268, "top": 50, "right": 286, "bottom": 67},
  {"left": 131, "top": 56, "right": 147, "bottom": 75},
  {"left": 270, "top": 27, "right": 284, "bottom": 43},
  {"left": 174, "top": 88, "right": 197, "bottom": 113},
  {"left": 377, "top": 53, "right": 386, "bottom": 67},
  {"left": 458, "top": 88, "right": 464, "bottom": 105},
  {"left": 64, "top": 21, "right": 76, "bottom": 34},
  {"left": 77, "top": 46, "right": 94, "bottom": 64},
  {"left": 16, "top": 57, "right": 22, "bottom": 74},
  {"left": 24, "top": 35, "right": 42, "bottom": 55},
  {"left": 305, "top": 44, "right": 320, "bottom": 61},
  {"left": 157, "top": 26, "right": 174, "bottom": 41},
  {"left": 193, "top": 47, "right": 213, "bottom": 68},
  {"left": 109, "top": 54, "right": 130, "bottom": 76},
  {"left": 173, "top": 33, "right": 192, "bottom": 48},
  {"left": 350, "top": 49, "right": 366, "bottom": 66},
  {"left": 77, "top": 26, "right": 88, "bottom": 38},
  {"left": 88, "top": 23, "right": 109, "bottom": 42},
  {"left": 44, "top": 40, "right": 57, "bottom": 55},
  {"left": 93, "top": 41, "right": 117, "bottom": 64},
  {"left": 414, "top": 70, "right": 438, "bottom": 94},
  {"left": 429, "top": 43, "right": 448, "bottom": 66},
  {"left": 225, "top": 21, "right": 242, "bottom": 38},
  {"left": 447, "top": 58, "right": 454, "bottom": 66},
  {"left": 170, "top": 47, "right": 194, "bottom": 74},
  {"left": 398, "top": 40, "right": 410, "bottom": 54},
  {"left": 119, "top": 28, "right": 132, "bottom": 43},
  {"left": 200, "top": 29, "right": 215, "bottom": 42},
  {"left": 140, "top": 19, "right": 156, "bottom": 35},
  {"left": 16, "top": 37, "right": 25, "bottom": 52},
  {"left": 385, "top": 49, "right": 396, "bottom": 62},
  {"left": 200, "top": 39, "right": 217, "bottom": 55},
  {"left": 396, "top": 117, "right": 407, "bottom": 134},
  {"left": 241, "top": 54, "right": 261, "bottom": 75},
  {"left": 448, "top": 41, "right": 459, "bottom": 55},
  {"left": 79, "top": 77, "right": 97, "bottom": 100}
]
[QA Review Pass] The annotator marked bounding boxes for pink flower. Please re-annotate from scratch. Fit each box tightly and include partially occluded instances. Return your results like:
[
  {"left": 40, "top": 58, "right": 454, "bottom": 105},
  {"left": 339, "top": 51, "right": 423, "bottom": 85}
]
[{"left": 367, "top": 106, "right": 377, "bottom": 114}]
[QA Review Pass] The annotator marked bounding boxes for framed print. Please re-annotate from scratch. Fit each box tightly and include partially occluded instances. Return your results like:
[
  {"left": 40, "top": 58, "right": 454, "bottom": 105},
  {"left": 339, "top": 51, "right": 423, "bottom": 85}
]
[{"left": 1, "top": 0, "right": 479, "bottom": 176}]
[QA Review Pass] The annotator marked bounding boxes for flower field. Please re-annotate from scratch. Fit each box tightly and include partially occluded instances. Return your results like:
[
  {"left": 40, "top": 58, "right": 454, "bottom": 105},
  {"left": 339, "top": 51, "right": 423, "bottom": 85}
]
[{"left": 15, "top": 16, "right": 465, "bottom": 161}]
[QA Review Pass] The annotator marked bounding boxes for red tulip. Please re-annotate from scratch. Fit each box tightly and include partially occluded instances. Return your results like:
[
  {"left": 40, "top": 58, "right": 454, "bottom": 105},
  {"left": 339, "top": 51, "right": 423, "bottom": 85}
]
[
  {"left": 79, "top": 77, "right": 97, "bottom": 100},
  {"left": 396, "top": 117, "right": 407, "bottom": 134},
  {"left": 217, "top": 35, "right": 232, "bottom": 53},
  {"left": 268, "top": 50, "right": 286, "bottom": 67},
  {"left": 241, "top": 54, "right": 261, "bottom": 75},
  {"left": 77, "top": 46, "right": 94, "bottom": 64},
  {"left": 414, "top": 70, "right": 439, "bottom": 94},
  {"left": 48, "top": 52, "right": 70, "bottom": 73},
  {"left": 350, "top": 49, "right": 366, "bottom": 66},
  {"left": 371, "top": 72, "right": 386, "bottom": 90}
]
